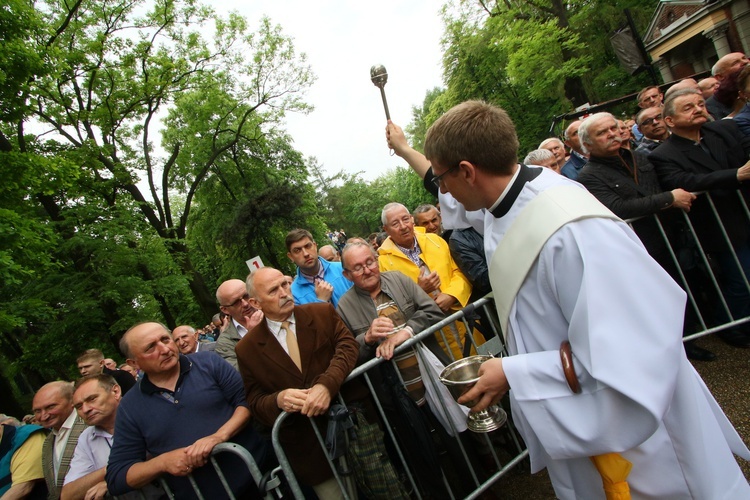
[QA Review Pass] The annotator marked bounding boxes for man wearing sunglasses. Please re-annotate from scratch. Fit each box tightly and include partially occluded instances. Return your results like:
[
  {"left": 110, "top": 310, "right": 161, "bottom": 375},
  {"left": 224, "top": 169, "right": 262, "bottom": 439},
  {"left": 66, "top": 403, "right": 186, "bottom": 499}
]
[
  {"left": 634, "top": 107, "right": 670, "bottom": 155},
  {"left": 214, "top": 279, "right": 265, "bottom": 369}
]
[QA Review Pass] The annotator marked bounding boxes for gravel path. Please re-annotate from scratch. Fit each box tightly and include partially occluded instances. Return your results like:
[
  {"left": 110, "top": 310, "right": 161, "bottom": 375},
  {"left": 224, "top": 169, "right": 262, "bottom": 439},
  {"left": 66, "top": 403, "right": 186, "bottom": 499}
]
[{"left": 486, "top": 334, "right": 749, "bottom": 499}]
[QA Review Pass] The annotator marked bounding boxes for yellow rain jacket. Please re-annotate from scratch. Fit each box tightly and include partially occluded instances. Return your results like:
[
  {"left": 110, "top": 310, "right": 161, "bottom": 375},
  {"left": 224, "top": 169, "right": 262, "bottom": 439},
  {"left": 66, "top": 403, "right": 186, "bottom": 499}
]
[{"left": 378, "top": 227, "right": 484, "bottom": 359}]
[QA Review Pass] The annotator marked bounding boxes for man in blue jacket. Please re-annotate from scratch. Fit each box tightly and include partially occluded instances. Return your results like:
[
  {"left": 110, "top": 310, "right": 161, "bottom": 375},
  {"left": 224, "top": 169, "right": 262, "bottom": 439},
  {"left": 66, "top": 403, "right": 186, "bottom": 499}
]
[{"left": 286, "top": 229, "right": 352, "bottom": 307}]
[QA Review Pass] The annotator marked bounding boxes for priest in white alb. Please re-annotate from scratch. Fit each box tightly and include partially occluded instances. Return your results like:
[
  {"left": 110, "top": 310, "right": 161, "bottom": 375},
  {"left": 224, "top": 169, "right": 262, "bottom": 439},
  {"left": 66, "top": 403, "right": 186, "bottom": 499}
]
[{"left": 422, "top": 100, "right": 750, "bottom": 499}]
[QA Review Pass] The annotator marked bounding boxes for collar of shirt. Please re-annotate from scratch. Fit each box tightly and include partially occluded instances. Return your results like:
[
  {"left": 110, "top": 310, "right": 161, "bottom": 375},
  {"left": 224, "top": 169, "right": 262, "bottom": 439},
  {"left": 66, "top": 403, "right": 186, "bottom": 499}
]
[
  {"left": 300, "top": 258, "right": 325, "bottom": 284},
  {"left": 489, "top": 164, "right": 523, "bottom": 214},
  {"left": 395, "top": 237, "right": 422, "bottom": 266},
  {"left": 266, "top": 314, "right": 296, "bottom": 354},
  {"left": 140, "top": 354, "right": 192, "bottom": 396},
  {"left": 90, "top": 427, "right": 114, "bottom": 444},
  {"left": 232, "top": 317, "right": 248, "bottom": 338},
  {"left": 52, "top": 409, "right": 78, "bottom": 437}
]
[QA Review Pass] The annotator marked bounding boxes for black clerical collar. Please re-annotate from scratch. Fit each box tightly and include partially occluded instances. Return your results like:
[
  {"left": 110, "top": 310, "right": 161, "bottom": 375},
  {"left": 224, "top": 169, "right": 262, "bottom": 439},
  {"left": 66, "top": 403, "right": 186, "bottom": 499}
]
[{"left": 490, "top": 164, "right": 543, "bottom": 219}]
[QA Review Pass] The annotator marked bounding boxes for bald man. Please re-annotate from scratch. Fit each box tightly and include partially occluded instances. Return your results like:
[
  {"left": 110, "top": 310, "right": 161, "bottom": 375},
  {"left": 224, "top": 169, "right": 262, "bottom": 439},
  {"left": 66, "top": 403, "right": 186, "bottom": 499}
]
[
  {"left": 237, "top": 267, "right": 360, "bottom": 498},
  {"left": 214, "top": 279, "right": 264, "bottom": 369},
  {"left": 105, "top": 322, "right": 268, "bottom": 499},
  {"left": 707, "top": 52, "right": 749, "bottom": 119},
  {"left": 698, "top": 77, "right": 719, "bottom": 100}
]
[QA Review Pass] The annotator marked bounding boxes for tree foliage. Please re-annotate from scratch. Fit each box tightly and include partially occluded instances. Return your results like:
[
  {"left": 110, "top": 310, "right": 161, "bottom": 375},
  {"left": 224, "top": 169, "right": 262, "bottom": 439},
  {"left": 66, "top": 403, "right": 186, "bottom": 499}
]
[
  {"left": 406, "top": 0, "right": 658, "bottom": 154},
  {"left": 0, "top": 0, "right": 318, "bottom": 398},
  {"left": 313, "top": 166, "right": 435, "bottom": 239}
]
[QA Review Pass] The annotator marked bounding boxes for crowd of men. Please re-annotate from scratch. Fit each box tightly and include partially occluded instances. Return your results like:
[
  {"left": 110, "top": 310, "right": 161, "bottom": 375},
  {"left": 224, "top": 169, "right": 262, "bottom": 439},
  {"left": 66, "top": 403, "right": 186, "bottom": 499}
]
[
  {"left": 3, "top": 52, "right": 750, "bottom": 500},
  {"left": 520, "top": 52, "right": 750, "bottom": 362}
]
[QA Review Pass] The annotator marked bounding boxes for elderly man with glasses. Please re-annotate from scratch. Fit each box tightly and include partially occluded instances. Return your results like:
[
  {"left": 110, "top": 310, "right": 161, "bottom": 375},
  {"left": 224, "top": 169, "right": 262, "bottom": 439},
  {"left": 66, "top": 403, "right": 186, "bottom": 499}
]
[{"left": 214, "top": 279, "right": 265, "bottom": 369}]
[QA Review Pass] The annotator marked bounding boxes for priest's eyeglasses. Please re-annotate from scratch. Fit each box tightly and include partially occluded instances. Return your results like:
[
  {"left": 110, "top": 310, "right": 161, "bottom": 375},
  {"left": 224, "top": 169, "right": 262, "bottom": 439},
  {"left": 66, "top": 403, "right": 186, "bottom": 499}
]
[
  {"left": 431, "top": 164, "right": 459, "bottom": 189},
  {"left": 348, "top": 259, "right": 378, "bottom": 276}
]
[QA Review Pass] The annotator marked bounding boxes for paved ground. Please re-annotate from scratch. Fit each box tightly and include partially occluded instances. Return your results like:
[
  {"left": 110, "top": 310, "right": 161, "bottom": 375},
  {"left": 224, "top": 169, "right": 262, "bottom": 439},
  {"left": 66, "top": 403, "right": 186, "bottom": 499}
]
[{"left": 487, "top": 334, "right": 749, "bottom": 499}]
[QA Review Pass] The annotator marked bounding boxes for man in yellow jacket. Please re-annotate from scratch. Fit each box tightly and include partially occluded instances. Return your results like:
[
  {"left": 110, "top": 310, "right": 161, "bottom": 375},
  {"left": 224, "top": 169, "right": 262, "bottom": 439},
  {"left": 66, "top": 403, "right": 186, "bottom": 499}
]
[{"left": 378, "top": 202, "right": 484, "bottom": 360}]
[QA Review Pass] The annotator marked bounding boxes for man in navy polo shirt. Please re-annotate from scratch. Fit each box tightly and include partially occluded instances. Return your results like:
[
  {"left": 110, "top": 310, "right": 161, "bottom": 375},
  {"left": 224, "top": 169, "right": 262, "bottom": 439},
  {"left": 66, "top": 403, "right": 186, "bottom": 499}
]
[{"left": 105, "top": 322, "right": 268, "bottom": 499}]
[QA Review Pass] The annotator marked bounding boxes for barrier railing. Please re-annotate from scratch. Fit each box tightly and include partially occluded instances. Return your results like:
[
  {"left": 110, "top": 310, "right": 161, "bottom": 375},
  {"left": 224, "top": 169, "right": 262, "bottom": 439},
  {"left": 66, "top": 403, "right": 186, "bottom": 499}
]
[
  {"left": 142, "top": 442, "right": 281, "bottom": 500},
  {"left": 271, "top": 297, "right": 528, "bottom": 500},
  {"left": 623, "top": 189, "right": 750, "bottom": 341}
]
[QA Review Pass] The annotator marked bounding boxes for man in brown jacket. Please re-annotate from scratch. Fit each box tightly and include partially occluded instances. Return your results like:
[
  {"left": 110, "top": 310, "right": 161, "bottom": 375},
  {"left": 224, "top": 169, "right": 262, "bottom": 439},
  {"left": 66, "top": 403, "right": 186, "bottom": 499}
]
[{"left": 236, "top": 267, "right": 359, "bottom": 500}]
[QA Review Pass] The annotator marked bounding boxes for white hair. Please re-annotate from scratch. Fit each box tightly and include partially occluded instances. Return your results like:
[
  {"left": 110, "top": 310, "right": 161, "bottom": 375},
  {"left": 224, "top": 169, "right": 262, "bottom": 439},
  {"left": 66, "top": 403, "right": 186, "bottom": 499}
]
[
  {"left": 381, "top": 202, "right": 409, "bottom": 226},
  {"left": 578, "top": 112, "right": 617, "bottom": 155}
]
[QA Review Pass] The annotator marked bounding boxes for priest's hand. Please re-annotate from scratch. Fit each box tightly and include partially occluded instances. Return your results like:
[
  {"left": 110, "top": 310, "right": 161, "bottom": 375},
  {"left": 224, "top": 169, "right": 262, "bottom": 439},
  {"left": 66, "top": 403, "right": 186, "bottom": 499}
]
[
  {"left": 457, "top": 358, "right": 509, "bottom": 413},
  {"left": 301, "top": 384, "right": 331, "bottom": 417},
  {"left": 386, "top": 121, "right": 409, "bottom": 157}
]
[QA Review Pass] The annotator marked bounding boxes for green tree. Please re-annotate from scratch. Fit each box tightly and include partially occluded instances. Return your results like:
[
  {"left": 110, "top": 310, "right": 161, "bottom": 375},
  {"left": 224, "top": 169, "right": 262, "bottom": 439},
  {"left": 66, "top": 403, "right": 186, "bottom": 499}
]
[
  {"left": 318, "top": 167, "right": 435, "bottom": 238},
  {"left": 0, "top": 0, "right": 316, "bottom": 396},
  {"left": 408, "top": 0, "right": 658, "bottom": 152},
  {"left": 186, "top": 132, "right": 328, "bottom": 280},
  {"left": 25, "top": 0, "right": 314, "bottom": 319}
]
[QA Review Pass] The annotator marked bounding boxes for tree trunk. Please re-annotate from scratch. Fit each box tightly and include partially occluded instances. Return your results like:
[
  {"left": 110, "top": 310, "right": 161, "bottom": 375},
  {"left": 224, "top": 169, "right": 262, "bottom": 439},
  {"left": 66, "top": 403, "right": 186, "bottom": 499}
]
[
  {"left": 168, "top": 240, "right": 218, "bottom": 320},
  {"left": 551, "top": 0, "right": 590, "bottom": 107}
]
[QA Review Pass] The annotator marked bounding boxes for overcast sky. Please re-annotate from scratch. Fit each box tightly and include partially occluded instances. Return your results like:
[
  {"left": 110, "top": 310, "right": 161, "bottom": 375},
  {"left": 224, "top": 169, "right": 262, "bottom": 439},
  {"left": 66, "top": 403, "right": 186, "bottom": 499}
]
[{"left": 219, "top": 1, "right": 446, "bottom": 181}]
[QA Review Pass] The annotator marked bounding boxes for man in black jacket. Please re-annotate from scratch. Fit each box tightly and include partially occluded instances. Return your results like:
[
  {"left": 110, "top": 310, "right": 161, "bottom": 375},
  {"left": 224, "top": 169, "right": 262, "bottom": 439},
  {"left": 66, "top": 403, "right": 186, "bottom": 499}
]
[
  {"left": 575, "top": 113, "right": 714, "bottom": 360},
  {"left": 650, "top": 88, "right": 750, "bottom": 348}
]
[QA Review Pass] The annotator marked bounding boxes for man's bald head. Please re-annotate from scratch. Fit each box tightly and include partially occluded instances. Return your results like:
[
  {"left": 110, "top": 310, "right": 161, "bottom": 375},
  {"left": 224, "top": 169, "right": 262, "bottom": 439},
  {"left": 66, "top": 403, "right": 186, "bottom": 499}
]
[
  {"left": 712, "top": 52, "right": 749, "bottom": 81},
  {"left": 217, "top": 279, "right": 254, "bottom": 323},
  {"left": 32, "top": 381, "right": 75, "bottom": 431},
  {"left": 664, "top": 78, "right": 699, "bottom": 102},
  {"left": 563, "top": 120, "right": 584, "bottom": 154},
  {"left": 319, "top": 245, "right": 340, "bottom": 262},
  {"left": 120, "top": 322, "right": 179, "bottom": 378},
  {"left": 216, "top": 279, "right": 246, "bottom": 304},
  {"left": 698, "top": 77, "right": 719, "bottom": 99}
]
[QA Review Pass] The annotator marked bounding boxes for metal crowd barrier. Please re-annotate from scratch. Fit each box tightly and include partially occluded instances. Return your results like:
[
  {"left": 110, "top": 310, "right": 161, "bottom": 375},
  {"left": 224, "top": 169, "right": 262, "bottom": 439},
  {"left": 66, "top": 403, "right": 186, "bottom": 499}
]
[
  {"left": 271, "top": 298, "right": 529, "bottom": 500},
  {"left": 140, "top": 442, "right": 281, "bottom": 500},
  {"left": 623, "top": 189, "right": 750, "bottom": 341}
]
